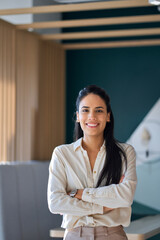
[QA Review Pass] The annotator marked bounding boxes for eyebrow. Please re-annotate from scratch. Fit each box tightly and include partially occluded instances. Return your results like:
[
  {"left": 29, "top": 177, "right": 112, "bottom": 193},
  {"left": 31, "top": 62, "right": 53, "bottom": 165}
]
[{"left": 81, "top": 106, "right": 104, "bottom": 109}]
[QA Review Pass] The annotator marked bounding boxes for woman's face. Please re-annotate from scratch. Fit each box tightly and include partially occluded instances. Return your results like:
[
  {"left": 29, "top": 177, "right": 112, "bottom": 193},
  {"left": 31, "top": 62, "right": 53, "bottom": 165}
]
[{"left": 76, "top": 93, "right": 110, "bottom": 139}]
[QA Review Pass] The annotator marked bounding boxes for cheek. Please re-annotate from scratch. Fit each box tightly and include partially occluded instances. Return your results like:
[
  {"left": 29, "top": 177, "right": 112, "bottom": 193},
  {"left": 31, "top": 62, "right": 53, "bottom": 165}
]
[
  {"left": 100, "top": 115, "right": 108, "bottom": 122},
  {"left": 79, "top": 120, "right": 86, "bottom": 131},
  {"left": 79, "top": 113, "right": 86, "bottom": 121},
  {"left": 101, "top": 121, "right": 107, "bottom": 128},
  {"left": 79, "top": 118, "right": 86, "bottom": 127},
  {"left": 100, "top": 118, "right": 108, "bottom": 128}
]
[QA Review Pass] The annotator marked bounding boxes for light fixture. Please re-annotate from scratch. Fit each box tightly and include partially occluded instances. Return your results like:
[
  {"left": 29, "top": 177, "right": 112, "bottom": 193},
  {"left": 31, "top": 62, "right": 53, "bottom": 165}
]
[
  {"left": 149, "top": 0, "right": 160, "bottom": 5},
  {"left": 128, "top": 120, "right": 160, "bottom": 165},
  {"left": 141, "top": 127, "right": 151, "bottom": 157},
  {"left": 127, "top": 98, "right": 160, "bottom": 166},
  {"left": 28, "top": 28, "right": 34, "bottom": 32}
]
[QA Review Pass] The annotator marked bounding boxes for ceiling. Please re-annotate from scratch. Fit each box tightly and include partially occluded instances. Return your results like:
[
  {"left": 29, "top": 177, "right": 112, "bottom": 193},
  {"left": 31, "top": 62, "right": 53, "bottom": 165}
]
[{"left": 0, "top": 0, "right": 160, "bottom": 49}]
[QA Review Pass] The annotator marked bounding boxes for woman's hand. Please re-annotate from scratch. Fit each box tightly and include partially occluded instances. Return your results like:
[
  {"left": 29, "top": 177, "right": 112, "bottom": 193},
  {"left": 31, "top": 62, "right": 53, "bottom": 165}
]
[
  {"left": 103, "top": 206, "right": 113, "bottom": 213},
  {"left": 120, "top": 174, "right": 125, "bottom": 183},
  {"left": 75, "top": 189, "right": 83, "bottom": 200}
]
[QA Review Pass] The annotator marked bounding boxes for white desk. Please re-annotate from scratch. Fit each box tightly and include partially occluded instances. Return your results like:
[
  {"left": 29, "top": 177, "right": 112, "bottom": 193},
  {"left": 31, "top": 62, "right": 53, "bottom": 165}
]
[{"left": 50, "top": 214, "right": 160, "bottom": 240}]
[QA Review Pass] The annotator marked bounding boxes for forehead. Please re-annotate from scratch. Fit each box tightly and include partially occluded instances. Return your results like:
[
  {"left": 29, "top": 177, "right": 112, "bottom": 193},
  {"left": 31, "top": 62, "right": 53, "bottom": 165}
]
[{"left": 79, "top": 94, "right": 106, "bottom": 108}]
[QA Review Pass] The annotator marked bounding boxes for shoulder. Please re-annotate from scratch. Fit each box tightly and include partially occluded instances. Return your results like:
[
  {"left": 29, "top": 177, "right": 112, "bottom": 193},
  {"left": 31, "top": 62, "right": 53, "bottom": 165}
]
[
  {"left": 53, "top": 137, "right": 82, "bottom": 156},
  {"left": 50, "top": 142, "right": 75, "bottom": 167},
  {"left": 118, "top": 142, "right": 136, "bottom": 158},
  {"left": 53, "top": 142, "right": 75, "bottom": 156},
  {"left": 118, "top": 142, "right": 135, "bottom": 151},
  {"left": 117, "top": 143, "right": 136, "bottom": 173}
]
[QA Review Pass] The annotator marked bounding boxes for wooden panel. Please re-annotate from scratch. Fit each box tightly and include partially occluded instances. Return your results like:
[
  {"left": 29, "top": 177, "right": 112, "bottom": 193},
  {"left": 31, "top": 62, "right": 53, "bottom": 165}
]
[
  {"left": 0, "top": 20, "right": 16, "bottom": 162},
  {"left": 17, "top": 15, "right": 160, "bottom": 30},
  {"left": 15, "top": 30, "right": 40, "bottom": 161},
  {"left": 41, "top": 28, "right": 160, "bottom": 40},
  {"left": 0, "top": 19, "right": 66, "bottom": 162},
  {"left": 0, "top": 0, "right": 150, "bottom": 15},
  {"left": 15, "top": 31, "right": 65, "bottom": 161},
  {"left": 63, "top": 39, "right": 160, "bottom": 49},
  {"left": 36, "top": 40, "right": 66, "bottom": 160}
]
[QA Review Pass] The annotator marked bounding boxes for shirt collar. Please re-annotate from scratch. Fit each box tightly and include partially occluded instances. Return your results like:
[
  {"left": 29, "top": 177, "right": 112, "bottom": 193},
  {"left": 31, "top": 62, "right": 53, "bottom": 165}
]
[
  {"left": 73, "top": 137, "right": 83, "bottom": 151},
  {"left": 73, "top": 137, "right": 106, "bottom": 152}
]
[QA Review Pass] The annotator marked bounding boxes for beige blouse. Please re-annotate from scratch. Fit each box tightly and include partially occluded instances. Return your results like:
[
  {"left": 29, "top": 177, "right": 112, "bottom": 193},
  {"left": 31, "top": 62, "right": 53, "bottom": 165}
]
[{"left": 47, "top": 137, "right": 137, "bottom": 229}]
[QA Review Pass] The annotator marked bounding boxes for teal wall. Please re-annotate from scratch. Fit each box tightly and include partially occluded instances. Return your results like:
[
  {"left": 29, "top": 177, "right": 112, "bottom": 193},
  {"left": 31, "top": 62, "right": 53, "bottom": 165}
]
[{"left": 66, "top": 46, "right": 160, "bottom": 143}]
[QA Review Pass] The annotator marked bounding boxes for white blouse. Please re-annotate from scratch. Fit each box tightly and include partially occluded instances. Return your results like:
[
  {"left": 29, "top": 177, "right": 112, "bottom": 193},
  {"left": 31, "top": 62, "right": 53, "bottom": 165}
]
[{"left": 47, "top": 137, "right": 137, "bottom": 229}]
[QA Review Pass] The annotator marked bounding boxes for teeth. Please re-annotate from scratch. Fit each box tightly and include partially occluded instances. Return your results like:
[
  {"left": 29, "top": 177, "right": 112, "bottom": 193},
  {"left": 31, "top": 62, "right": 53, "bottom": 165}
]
[{"left": 87, "top": 124, "right": 98, "bottom": 126}]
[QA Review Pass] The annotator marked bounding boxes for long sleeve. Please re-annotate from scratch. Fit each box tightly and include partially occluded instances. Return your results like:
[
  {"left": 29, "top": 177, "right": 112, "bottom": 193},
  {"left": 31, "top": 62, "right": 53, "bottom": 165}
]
[
  {"left": 47, "top": 148, "right": 103, "bottom": 216},
  {"left": 82, "top": 145, "right": 137, "bottom": 208}
]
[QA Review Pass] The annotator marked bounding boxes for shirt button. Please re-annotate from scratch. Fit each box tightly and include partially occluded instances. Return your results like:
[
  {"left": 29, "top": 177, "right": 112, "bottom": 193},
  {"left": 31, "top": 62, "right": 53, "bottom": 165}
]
[{"left": 94, "top": 171, "right": 96, "bottom": 174}]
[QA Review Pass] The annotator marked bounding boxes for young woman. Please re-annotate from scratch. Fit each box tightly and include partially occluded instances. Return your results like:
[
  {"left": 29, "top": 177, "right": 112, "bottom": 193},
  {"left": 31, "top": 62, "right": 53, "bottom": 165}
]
[{"left": 48, "top": 85, "right": 137, "bottom": 240}]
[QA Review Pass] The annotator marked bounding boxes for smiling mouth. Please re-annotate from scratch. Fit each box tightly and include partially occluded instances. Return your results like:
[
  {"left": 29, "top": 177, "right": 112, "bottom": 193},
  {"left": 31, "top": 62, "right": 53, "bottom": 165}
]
[{"left": 86, "top": 123, "right": 99, "bottom": 128}]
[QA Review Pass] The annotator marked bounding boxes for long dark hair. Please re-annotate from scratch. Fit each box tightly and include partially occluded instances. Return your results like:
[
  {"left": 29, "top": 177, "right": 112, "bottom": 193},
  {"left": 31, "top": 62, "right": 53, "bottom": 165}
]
[{"left": 74, "top": 85, "right": 127, "bottom": 187}]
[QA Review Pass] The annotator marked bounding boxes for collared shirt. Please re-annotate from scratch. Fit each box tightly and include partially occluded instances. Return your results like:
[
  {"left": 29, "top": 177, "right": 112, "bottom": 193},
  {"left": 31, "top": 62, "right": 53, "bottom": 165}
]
[{"left": 47, "top": 137, "right": 137, "bottom": 229}]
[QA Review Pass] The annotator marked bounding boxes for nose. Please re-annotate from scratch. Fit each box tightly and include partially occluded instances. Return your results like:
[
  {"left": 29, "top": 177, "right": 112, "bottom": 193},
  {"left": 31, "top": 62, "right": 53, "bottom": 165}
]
[{"left": 88, "top": 111, "right": 96, "bottom": 120}]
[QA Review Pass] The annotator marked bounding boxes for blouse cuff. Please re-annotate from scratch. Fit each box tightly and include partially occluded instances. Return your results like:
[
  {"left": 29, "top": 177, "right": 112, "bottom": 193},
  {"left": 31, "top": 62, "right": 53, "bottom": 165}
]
[
  {"left": 82, "top": 188, "right": 103, "bottom": 214},
  {"left": 82, "top": 188, "right": 95, "bottom": 203},
  {"left": 92, "top": 202, "right": 103, "bottom": 214}
]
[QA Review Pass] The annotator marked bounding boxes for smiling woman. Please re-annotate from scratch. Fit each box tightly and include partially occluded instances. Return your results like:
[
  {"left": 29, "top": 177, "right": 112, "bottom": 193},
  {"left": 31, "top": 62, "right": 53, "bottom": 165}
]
[
  {"left": 47, "top": 85, "right": 137, "bottom": 240},
  {"left": 76, "top": 93, "right": 110, "bottom": 140}
]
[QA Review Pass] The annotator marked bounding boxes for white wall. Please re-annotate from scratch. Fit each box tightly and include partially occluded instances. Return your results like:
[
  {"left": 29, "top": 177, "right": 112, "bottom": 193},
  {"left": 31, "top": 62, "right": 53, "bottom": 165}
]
[
  {"left": 0, "top": 0, "right": 33, "bottom": 24},
  {"left": 134, "top": 161, "right": 160, "bottom": 211}
]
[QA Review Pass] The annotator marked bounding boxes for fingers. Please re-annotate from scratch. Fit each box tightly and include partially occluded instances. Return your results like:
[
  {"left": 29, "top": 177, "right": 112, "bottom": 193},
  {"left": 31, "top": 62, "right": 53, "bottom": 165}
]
[
  {"left": 103, "top": 206, "right": 113, "bottom": 213},
  {"left": 120, "top": 174, "right": 125, "bottom": 183}
]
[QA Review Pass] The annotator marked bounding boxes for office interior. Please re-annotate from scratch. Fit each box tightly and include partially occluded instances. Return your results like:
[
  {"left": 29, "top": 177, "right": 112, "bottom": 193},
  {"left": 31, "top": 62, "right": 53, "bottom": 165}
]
[{"left": 0, "top": 0, "right": 160, "bottom": 239}]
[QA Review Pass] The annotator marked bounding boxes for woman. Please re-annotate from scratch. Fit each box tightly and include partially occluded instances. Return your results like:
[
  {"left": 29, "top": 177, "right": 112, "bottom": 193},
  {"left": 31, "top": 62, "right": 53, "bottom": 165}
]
[{"left": 48, "top": 85, "right": 137, "bottom": 240}]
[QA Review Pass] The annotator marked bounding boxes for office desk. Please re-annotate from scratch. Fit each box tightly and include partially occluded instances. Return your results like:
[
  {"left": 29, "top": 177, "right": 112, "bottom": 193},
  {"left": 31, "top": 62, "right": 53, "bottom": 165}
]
[{"left": 50, "top": 215, "right": 160, "bottom": 240}]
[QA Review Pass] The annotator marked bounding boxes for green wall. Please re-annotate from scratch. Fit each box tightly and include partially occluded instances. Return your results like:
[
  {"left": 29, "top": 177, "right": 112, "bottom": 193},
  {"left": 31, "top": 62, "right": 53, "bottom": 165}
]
[{"left": 66, "top": 46, "right": 160, "bottom": 143}]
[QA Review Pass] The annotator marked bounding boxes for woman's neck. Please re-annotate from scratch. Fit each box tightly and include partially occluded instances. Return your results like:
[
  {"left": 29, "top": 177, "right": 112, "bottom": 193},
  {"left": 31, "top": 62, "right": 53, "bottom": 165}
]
[{"left": 82, "top": 135, "right": 104, "bottom": 152}]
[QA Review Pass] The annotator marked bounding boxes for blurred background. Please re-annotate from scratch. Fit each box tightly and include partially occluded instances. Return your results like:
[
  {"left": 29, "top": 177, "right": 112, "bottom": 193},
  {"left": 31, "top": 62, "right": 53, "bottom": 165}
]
[{"left": 0, "top": 0, "right": 160, "bottom": 239}]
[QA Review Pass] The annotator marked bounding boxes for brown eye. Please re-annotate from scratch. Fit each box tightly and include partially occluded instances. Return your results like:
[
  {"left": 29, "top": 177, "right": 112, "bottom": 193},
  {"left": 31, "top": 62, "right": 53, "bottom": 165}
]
[
  {"left": 82, "top": 109, "right": 89, "bottom": 112},
  {"left": 96, "top": 109, "right": 103, "bottom": 113}
]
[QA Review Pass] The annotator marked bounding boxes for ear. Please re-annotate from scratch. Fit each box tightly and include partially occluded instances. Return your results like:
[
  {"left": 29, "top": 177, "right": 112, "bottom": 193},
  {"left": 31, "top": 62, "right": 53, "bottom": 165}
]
[
  {"left": 107, "top": 112, "right": 110, "bottom": 122},
  {"left": 76, "top": 111, "right": 80, "bottom": 122}
]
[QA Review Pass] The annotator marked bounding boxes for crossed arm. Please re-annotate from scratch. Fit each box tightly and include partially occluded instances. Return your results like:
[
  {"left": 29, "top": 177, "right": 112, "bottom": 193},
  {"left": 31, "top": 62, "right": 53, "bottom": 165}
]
[
  {"left": 68, "top": 175, "right": 125, "bottom": 213},
  {"left": 47, "top": 145, "right": 137, "bottom": 216}
]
